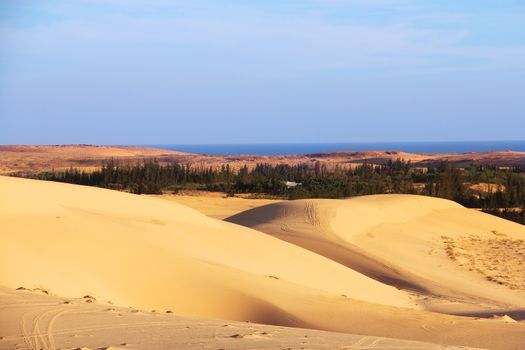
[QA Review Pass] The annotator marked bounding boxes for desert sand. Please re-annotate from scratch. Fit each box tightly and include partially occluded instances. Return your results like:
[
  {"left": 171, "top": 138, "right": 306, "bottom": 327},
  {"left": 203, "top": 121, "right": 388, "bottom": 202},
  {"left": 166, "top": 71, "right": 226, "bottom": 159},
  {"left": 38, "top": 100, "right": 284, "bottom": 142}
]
[
  {"left": 2, "top": 176, "right": 525, "bottom": 349},
  {"left": 151, "top": 191, "right": 282, "bottom": 219}
]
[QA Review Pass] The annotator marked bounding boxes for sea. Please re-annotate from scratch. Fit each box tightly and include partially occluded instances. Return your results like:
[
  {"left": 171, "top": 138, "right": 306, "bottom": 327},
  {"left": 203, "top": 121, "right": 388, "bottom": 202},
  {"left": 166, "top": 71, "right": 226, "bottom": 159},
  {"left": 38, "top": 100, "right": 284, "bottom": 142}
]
[{"left": 148, "top": 141, "right": 525, "bottom": 156}]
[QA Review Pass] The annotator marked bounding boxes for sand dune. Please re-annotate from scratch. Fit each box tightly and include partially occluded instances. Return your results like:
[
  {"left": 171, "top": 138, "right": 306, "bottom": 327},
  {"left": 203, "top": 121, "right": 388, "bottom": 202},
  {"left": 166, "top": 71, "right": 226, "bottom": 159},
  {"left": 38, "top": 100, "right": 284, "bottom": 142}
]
[
  {"left": 2, "top": 177, "right": 525, "bottom": 349},
  {"left": 0, "top": 176, "right": 413, "bottom": 315},
  {"left": 227, "top": 195, "right": 525, "bottom": 312}
]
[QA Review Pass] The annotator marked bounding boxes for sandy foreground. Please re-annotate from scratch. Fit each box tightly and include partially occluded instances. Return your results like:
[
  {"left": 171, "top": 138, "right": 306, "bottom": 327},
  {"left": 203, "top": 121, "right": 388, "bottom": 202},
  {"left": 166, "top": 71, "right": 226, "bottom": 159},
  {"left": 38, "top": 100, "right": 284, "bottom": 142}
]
[
  {"left": 0, "top": 287, "right": 478, "bottom": 350},
  {"left": 1, "top": 176, "right": 525, "bottom": 349}
]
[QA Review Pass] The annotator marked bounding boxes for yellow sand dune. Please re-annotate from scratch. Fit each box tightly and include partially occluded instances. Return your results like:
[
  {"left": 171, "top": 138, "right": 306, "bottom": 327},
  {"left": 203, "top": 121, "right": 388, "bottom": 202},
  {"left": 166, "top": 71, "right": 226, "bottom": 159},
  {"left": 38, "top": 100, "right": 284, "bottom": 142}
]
[
  {"left": 2, "top": 177, "right": 525, "bottom": 349},
  {"left": 227, "top": 195, "right": 525, "bottom": 311},
  {"left": 0, "top": 176, "right": 412, "bottom": 316}
]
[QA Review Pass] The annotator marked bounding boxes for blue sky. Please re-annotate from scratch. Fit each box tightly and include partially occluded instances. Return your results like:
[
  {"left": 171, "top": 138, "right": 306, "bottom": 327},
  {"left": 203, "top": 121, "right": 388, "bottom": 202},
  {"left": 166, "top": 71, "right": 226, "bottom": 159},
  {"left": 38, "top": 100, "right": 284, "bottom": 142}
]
[{"left": 1, "top": 0, "right": 524, "bottom": 144}]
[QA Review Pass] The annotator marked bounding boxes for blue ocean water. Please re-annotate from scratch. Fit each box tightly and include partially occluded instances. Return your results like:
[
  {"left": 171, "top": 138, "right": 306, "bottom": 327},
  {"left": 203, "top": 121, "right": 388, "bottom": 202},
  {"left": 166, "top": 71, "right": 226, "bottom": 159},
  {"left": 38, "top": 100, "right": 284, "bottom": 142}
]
[{"left": 150, "top": 141, "right": 525, "bottom": 156}]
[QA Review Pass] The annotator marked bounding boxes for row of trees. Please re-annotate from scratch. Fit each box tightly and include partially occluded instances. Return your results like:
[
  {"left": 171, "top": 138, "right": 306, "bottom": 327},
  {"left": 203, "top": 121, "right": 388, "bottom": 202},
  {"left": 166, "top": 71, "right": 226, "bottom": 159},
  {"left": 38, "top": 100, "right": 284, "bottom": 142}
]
[{"left": 22, "top": 159, "right": 525, "bottom": 224}]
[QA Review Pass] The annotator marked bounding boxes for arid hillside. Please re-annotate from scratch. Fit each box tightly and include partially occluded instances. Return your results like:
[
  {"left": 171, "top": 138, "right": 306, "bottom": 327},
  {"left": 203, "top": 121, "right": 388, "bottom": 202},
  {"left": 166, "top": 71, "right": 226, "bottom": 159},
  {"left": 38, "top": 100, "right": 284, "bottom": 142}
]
[{"left": 2, "top": 145, "right": 525, "bottom": 174}]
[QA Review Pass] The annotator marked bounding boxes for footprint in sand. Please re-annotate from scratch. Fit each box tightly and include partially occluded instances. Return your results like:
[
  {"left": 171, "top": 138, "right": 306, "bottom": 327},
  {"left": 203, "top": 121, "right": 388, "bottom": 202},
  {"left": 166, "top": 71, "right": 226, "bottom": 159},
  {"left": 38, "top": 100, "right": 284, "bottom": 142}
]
[
  {"left": 83, "top": 295, "right": 96, "bottom": 303},
  {"left": 228, "top": 331, "right": 271, "bottom": 339},
  {"left": 97, "top": 344, "right": 129, "bottom": 350}
]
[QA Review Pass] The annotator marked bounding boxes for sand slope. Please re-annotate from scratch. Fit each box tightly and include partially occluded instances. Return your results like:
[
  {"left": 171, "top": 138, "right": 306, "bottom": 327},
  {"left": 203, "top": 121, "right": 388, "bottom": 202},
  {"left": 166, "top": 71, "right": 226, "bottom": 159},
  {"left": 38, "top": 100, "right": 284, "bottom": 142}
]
[
  {"left": 0, "top": 176, "right": 413, "bottom": 316},
  {"left": 2, "top": 177, "right": 525, "bottom": 349},
  {"left": 227, "top": 195, "right": 525, "bottom": 312}
]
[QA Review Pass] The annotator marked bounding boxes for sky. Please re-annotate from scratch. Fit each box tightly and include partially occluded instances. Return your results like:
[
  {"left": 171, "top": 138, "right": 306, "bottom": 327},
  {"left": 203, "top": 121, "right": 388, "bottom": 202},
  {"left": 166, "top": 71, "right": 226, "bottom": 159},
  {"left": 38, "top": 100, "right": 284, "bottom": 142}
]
[{"left": 0, "top": 0, "right": 524, "bottom": 145}]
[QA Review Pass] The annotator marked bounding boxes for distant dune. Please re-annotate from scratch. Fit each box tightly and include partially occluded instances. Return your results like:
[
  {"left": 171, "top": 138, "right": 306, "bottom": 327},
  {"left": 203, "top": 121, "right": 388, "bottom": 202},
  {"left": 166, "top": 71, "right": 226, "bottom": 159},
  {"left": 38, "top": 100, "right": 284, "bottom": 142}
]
[
  {"left": 0, "top": 144, "right": 191, "bottom": 174},
  {"left": 2, "top": 144, "right": 525, "bottom": 174},
  {"left": 2, "top": 176, "right": 525, "bottom": 349}
]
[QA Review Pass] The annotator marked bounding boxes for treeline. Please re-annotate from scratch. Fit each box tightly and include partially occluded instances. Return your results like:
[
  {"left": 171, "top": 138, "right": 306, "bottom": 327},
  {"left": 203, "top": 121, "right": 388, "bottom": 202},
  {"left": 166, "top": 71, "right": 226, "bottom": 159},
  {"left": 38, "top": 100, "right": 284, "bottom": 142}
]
[
  {"left": 27, "top": 160, "right": 236, "bottom": 195},
  {"left": 419, "top": 164, "right": 525, "bottom": 211},
  {"left": 20, "top": 159, "right": 525, "bottom": 224}
]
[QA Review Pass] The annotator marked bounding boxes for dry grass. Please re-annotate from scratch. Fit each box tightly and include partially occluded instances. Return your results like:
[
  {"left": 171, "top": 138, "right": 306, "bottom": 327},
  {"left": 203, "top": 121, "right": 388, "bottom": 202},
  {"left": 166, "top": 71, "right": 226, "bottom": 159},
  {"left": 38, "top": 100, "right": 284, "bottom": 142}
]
[{"left": 443, "top": 234, "right": 525, "bottom": 290}]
